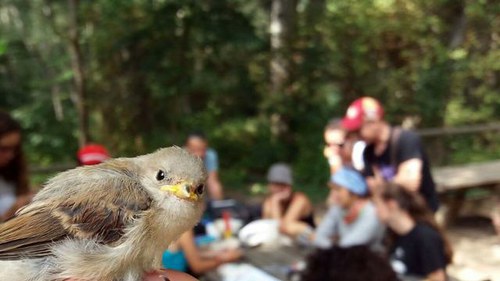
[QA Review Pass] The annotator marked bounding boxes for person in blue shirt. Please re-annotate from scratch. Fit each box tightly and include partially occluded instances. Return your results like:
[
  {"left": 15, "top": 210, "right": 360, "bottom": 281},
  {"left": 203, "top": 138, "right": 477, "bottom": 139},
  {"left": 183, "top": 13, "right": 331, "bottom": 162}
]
[{"left": 185, "top": 131, "right": 223, "bottom": 200}]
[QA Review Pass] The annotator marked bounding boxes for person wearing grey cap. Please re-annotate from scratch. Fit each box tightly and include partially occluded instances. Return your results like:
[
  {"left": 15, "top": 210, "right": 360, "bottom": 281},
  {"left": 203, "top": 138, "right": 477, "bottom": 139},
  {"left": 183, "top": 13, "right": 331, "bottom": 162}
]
[{"left": 262, "top": 163, "right": 315, "bottom": 238}]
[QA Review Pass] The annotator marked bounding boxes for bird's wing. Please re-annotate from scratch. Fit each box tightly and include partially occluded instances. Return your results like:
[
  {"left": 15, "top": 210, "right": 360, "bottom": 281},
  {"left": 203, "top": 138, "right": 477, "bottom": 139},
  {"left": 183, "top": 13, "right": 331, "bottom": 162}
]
[{"left": 0, "top": 162, "right": 153, "bottom": 260}]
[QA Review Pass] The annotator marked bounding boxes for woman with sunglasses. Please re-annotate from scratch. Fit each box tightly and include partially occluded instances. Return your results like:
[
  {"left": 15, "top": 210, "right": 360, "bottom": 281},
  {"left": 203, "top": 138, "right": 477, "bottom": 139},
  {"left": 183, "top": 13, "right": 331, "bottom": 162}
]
[{"left": 0, "top": 111, "right": 32, "bottom": 222}]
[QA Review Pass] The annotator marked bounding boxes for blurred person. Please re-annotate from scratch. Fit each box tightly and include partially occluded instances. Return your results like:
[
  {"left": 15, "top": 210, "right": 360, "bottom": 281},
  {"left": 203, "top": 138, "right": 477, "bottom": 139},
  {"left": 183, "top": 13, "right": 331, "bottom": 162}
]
[
  {"left": 0, "top": 111, "right": 32, "bottom": 222},
  {"left": 76, "top": 143, "right": 110, "bottom": 166},
  {"left": 324, "top": 120, "right": 366, "bottom": 206},
  {"left": 324, "top": 118, "right": 365, "bottom": 175},
  {"left": 341, "top": 97, "right": 439, "bottom": 212},
  {"left": 313, "top": 167, "right": 384, "bottom": 251},
  {"left": 376, "top": 183, "right": 452, "bottom": 281},
  {"left": 162, "top": 229, "right": 242, "bottom": 276},
  {"left": 301, "top": 245, "right": 399, "bottom": 281},
  {"left": 185, "top": 132, "right": 223, "bottom": 200},
  {"left": 262, "top": 163, "right": 315, "bottom": 238},
  {"left": 323, "top": 118, "right": 346, "bottom": 175}
]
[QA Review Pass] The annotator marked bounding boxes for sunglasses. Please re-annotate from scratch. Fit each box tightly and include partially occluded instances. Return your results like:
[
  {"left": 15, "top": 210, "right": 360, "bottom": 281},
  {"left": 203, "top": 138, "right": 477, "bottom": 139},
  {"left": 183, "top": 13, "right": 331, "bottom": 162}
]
[{"left": 326, "top": 142, "right": 345, "bottom": 148}]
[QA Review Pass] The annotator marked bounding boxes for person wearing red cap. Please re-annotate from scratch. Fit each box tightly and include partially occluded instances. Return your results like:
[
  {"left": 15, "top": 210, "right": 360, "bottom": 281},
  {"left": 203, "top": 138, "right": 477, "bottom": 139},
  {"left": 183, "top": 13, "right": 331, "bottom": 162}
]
[{"left": 341, "top": 97, "right": 439, "bottom": 212}]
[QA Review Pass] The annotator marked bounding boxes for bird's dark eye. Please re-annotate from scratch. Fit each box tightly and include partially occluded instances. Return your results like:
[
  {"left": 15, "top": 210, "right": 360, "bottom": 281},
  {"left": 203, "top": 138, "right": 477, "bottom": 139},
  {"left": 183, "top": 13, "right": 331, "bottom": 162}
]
[
  {"left": 195, "top": 184, "right": 205, "bottom": 196},
  {"left": 156, "top": 170, "right": 165, "bottom": 181}
]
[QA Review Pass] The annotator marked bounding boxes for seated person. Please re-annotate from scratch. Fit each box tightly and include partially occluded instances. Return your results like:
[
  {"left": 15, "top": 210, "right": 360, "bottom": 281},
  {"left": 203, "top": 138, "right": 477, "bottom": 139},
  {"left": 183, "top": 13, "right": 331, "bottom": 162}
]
[
  {"left": 185, "top": 132, "right": 223, "bottom": 200},
  {"left": 325, "top": 130, "right": 365, "bottom": 207},
  {"left": 162, "top": 229, "right": 242, "bottom": 276},
  {"left": 301, "top": 245, "right": 398, "bottom": 281},
  {"left": 313, "top": 167, "right": 384, "bottom": 250},
  {"left": 262, "top": 163, "right": 314, "bottom": 238},
  {"left": 376, "top": 183, "right": 452, "bottom": 281},
  {"left": 323, "top": 118, "right": 365, "bottom": 175}
]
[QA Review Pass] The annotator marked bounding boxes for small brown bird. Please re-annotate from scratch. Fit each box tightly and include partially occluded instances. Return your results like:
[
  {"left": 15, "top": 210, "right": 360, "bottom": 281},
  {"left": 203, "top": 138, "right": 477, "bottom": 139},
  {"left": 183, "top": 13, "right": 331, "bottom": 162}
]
[{"left": 0, "top": 146, "right": 206, "bottom": 281}]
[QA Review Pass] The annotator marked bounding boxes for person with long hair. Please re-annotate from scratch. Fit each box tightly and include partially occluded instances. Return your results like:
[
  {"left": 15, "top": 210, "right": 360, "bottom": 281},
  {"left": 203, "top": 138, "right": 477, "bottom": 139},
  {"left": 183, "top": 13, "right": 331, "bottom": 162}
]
[
  {"left": 376, "top": 183, "right": 452, "bottom": 281},
  {"left": 0, "top": 111, "right": 31, "bottom": 221}
]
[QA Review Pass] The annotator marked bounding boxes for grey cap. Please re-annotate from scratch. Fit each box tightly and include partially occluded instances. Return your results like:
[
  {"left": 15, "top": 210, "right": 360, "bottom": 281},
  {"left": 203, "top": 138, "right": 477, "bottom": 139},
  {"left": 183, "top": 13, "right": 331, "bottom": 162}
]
[{"left": 267, "top": 163, "right": 293, "bottom": 185}]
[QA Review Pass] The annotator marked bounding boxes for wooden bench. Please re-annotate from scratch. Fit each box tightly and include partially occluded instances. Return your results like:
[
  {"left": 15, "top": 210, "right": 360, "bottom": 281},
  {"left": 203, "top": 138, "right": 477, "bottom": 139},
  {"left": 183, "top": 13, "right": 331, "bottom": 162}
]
[
  {"left": 433, "top": 160, "right": 500, "bottom": 193},
  {"left": 432, "top": 160, "right": 500, "bottom": 224}
]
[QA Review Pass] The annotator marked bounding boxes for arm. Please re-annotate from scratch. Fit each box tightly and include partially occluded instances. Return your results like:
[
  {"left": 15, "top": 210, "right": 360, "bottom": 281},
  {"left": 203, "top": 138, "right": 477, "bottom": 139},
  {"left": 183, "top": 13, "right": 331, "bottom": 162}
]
[
  {"left": 205, "top": 150, "right": 223, "bottom": 200},
  {"left": 393, "top": 158, "right": 422, "bottom": 192},
  {"left": 312, "top": 206, "right": 341, "bottom": 249},
  {"left": 262, "top": 187, "right": 293, "bottom": 220},
  {"left": 262, "top": 196, "right": 282, "bottom": 220},
  {"left": 179, "top": 230, "right": 241, "bottom": 275},
  {"left": 206, "top": 171, "right": 223, "bottom": 200},
  {"left": 338, "top": 203, "right": 382, "bottom": 247},
  {"left": 179, "top": 230, "right": 221, "bottom": 274},
  {"left": 392, "top": 132, "right": 424, "bottom": 192},
  {"left": 279, "top": 193, "right": 313, "bottom": 236}
]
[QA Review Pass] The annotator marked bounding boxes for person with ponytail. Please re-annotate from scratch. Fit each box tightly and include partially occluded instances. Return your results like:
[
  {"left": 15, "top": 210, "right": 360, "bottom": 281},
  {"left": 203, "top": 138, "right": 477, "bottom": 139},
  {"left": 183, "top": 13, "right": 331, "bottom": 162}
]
[{"left": 376, "top": 183, "right": 452, "bottom": 281}]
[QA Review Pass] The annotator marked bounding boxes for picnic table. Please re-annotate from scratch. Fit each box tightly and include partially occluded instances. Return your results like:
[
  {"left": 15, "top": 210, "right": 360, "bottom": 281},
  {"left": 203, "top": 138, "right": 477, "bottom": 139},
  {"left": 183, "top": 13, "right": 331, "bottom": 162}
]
[
  {"left": 433, "top": 160, "right": 500, "bottom": 193},
  {"left": 202, "top": 241, "right": 311, "bottom": 281},
  {"left": 201, "top": 242, "right": 446, "bottom": 281},
  {"left": 432, "top": 160, "right": 500, "bottom": 224}
]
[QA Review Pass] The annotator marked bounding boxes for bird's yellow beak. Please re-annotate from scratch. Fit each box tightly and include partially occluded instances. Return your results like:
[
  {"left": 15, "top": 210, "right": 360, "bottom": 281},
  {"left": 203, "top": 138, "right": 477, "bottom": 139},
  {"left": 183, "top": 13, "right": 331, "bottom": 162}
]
[{"left": 160, "top": 181, "right": 199, "bottom": 201}]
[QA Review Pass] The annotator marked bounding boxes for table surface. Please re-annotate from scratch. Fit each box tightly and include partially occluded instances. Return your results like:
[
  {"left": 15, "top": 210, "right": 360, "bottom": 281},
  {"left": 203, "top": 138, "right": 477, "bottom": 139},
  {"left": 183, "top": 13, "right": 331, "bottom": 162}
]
[
  {"left": 243, "top": 244, "right": 311, "bottom": 280},
  {"left": 202, "top": 243, "right": 311, "bottom": 281},
  {"left": 202, "top": 244, "right": 463, "bottom": 281}
]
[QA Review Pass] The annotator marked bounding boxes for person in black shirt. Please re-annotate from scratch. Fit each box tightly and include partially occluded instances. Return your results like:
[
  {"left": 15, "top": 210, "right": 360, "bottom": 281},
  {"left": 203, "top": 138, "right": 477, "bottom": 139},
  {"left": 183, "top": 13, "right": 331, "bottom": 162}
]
[
  {"left": 341, "top": 97, "right": 439, "bottom": 212},
  {"left": 376, "top": 183, "right": 452, "bottom": 281}
]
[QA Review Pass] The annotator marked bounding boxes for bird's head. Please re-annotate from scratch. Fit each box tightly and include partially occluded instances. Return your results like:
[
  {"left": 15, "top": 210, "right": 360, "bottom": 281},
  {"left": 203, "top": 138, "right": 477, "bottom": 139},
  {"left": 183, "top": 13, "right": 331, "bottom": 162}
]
[{"left": 137, "top": 146, "right": 207, "bottom": 206}]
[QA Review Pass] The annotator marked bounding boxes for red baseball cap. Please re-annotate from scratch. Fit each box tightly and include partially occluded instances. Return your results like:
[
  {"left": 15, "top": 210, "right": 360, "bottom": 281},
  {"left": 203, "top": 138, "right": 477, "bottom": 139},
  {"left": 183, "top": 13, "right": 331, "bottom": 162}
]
[
  {"left": 341, "top": 97, "right": 384, "bottom": 131},
  {"left": 77, "top": 144, "right": 110, "bottom": 165}
]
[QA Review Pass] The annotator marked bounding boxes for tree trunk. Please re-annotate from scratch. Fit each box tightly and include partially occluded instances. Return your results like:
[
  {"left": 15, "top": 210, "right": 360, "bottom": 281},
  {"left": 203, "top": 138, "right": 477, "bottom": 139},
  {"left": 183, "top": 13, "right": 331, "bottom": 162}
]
[
  {"left": 269, "top": 0, "right": 297, "bottom": 138},
  {"left": 67, "top": 0, "right": 89, "bottom": 147},
  {"left": 270, "top": 0, "right": 296, "bottom": 95}
]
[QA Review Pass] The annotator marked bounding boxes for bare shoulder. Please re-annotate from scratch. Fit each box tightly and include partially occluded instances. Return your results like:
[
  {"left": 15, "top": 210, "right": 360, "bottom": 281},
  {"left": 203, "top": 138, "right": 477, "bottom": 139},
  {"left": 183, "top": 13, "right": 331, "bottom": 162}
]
[{"left": 292, "top": 192, "right": 311, "bottom": 205}]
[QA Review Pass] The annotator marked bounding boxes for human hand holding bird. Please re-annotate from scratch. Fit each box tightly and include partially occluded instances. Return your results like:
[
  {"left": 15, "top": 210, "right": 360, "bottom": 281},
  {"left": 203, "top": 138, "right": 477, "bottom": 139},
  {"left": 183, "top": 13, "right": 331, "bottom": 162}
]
[{"left": 0, "top": 146, "right": 206, "bottom": 281}]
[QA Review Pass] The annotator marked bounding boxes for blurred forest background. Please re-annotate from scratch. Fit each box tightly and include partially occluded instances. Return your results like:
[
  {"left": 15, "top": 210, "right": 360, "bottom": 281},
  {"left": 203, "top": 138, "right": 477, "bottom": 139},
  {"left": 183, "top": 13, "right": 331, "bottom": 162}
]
[{"left": 0, "top": 0, "right": 498, "bottom": 196}]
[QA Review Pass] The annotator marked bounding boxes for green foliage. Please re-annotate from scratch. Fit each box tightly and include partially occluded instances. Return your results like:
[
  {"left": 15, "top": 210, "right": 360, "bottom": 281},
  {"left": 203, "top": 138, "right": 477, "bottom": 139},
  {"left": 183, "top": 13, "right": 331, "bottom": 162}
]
[{"left": 0, "top": 0, "right": 498, "bottom": 198}]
